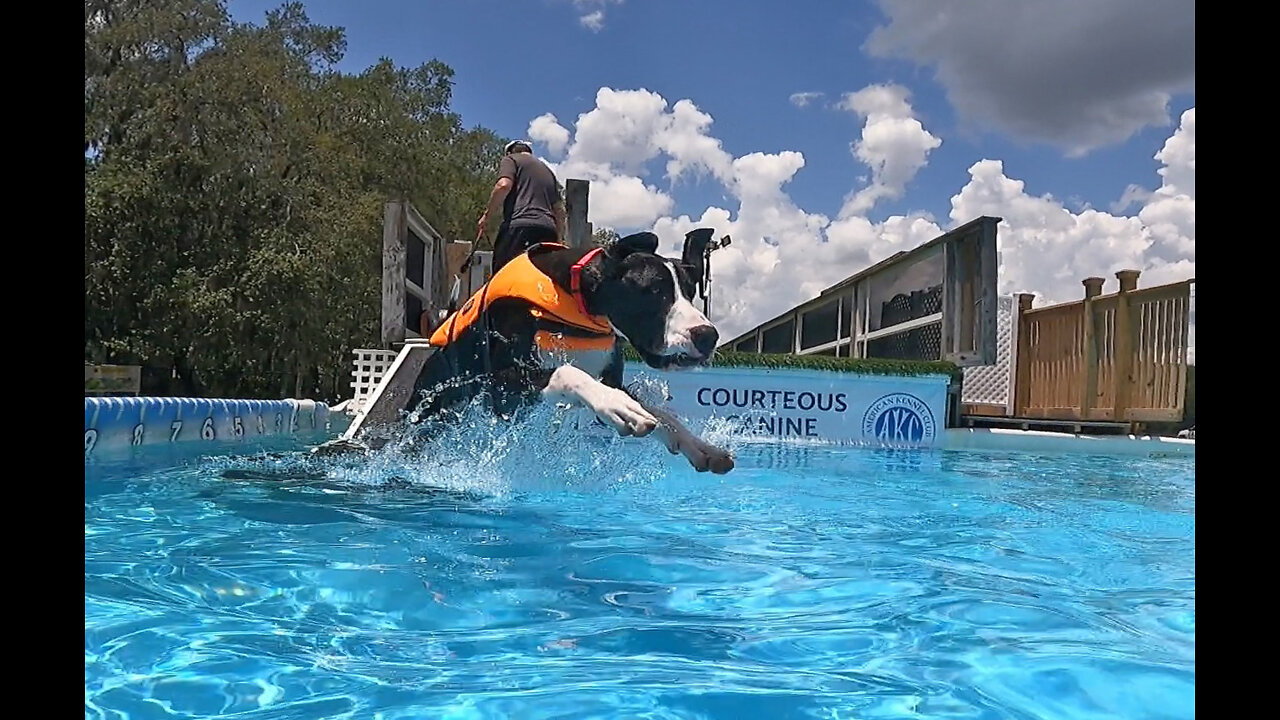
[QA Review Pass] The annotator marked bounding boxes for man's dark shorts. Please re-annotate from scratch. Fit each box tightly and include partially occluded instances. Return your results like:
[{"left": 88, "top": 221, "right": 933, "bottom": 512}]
[{"left": 493, "top": 225, "right": 558, "bottom": 272}]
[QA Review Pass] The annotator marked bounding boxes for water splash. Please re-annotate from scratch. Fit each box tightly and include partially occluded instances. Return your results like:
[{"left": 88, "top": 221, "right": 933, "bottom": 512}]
[{"left": 210, "top": 394, "right": 757, "bottom": 499}]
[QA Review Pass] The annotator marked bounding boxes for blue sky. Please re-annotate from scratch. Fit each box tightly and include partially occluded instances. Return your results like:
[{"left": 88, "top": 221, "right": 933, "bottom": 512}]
[{"left": 227, "top": 0, "right": 1195, "bottom": 345}]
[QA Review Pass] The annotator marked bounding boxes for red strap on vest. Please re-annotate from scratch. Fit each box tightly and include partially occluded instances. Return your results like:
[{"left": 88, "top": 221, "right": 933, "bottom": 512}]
[{"left": 569, "top": 247, "right": 602, "bottom": 317}]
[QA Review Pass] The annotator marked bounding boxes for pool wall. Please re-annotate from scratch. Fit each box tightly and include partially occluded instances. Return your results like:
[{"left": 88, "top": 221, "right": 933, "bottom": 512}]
[
  {"left": 624, "top": 362, "right": 951, "bottom": 448},
  {"left": 943, "top": 427, "right": 1195, "bottom": 457},
  {"left": 85, "top": 397, "right": 335, "bottom": 461}
]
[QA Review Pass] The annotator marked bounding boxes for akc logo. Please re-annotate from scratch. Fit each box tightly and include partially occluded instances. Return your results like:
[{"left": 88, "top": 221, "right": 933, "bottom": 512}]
[{"left": 862, "top": 393, "right": 937, "bottom": 445}]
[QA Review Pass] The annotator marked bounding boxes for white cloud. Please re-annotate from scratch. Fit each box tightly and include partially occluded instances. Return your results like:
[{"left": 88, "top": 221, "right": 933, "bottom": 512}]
[
  {"left": 660, "top": 99, "right": 734, "bottom": 185},
  {"left": 865, "top": 0, "right": 1194, "bottom": 156},
  {"left": 528, "top": 89, "right": 1194, "bottom": 360},
  {"left": 1111, "top": 184, "right": 1152, "bottom": 214},
  {"left": 533, "top": 88, "right": 732, "bottom": 231},
  {"left": 837, "top": 84, "right": 942, "bottom": 217},
  {"left": 1153, "top": 108, "right": 1195, "bottom": 199},
  {"left": 573, "top": 0, "right": 622, "bottom": 32},
  {"left": 528, "top": 113, "right": 571, "bottom": 158},
  {"left": 579, "top": 10, "right": 604, "bottom": 31},
  {"left": 949, "top": 108, "right": 1194, "bottom": 309},
  {"left": 564, "top": 88, "right": 667, "bottom": 174},
  {"left": 789, "top": 92, "right": 824, "bottom": 108}
]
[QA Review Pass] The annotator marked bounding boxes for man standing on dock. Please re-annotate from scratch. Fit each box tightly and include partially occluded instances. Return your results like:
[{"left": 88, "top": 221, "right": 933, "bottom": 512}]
[{"left": 478, "top": 140, "right": 567, "bottom": 272}]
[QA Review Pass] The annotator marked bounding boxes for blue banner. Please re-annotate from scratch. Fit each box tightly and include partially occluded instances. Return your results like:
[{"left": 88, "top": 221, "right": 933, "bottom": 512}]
[{"left": 623, "top": 364, "right": 951, "bottom": 447}]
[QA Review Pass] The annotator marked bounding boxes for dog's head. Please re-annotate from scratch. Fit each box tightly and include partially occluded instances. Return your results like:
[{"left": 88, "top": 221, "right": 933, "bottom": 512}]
[{"left": 590, "top": 231, "right": 719, "bottom": 369}]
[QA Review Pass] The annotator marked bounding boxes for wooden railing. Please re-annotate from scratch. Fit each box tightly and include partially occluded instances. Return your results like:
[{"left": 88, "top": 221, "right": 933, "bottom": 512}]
[{"left": 1013, "top": 270, "right": 1193, "bottom": 424}]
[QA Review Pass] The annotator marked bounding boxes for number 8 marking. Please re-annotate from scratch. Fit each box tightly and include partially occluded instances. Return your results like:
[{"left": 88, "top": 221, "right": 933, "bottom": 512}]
[
  {"left": 132, "top": 424, "right": 145, "bottom": 446},
  {"left": 85, "top": 429, "right": 98, "bottom": 456}
]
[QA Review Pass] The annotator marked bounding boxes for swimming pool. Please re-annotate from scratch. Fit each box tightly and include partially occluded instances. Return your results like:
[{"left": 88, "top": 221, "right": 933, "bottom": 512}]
[{"left": 85, "top": 404, "right": 1195, "bottom": 719}]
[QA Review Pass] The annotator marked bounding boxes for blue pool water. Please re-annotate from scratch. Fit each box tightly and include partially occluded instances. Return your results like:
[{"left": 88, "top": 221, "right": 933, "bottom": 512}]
[{"left": 85, "top": 408, "right": 1195, "bottom": 719}]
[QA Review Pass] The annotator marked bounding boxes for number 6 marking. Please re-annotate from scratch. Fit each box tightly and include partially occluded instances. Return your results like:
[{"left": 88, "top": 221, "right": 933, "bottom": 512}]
[{"left": 201, "top": 417, "right": 216, "bottom": 441}]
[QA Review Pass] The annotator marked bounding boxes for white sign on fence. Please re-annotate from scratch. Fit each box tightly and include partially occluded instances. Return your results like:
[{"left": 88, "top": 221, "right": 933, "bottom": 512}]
[{"left": 623, "top": 363, "right": 951, "bottom": 447}]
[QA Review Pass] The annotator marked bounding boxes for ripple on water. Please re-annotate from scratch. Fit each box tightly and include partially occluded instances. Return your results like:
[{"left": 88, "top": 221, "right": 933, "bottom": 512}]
[{"left": 85, "top": 407, "right": 1194, "bottom": 720}]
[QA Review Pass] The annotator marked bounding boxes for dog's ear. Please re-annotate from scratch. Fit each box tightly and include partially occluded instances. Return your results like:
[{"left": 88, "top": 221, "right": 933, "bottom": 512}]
[
  {"left": 605, "top": 231, "right": 660, "bottom": 259},
  {"left": 680, "top": 229, "right": 714, "bottom": 294},
  {"left": 681, "top": 228, "right": 714, "bottom": 268}
]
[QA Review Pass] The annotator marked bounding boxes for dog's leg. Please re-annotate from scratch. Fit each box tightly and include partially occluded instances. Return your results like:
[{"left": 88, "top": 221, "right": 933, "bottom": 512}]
[
  {"left": 639, "top": 402, "right": 735, "bottom": 474},
  {"left": 543, "top": 365, "right": 658, "bottom": 437},
  {"left": 599, "top": 347, "right": 733, "bottom": 474}
]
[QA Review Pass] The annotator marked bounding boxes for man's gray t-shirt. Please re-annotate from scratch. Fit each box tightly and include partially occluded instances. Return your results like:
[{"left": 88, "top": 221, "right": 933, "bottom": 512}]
[{"left": 499, "top": 152, "right": 560, "bottom": 231}]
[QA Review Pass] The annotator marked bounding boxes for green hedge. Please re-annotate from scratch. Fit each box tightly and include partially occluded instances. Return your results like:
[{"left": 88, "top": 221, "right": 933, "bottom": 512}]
[{"left": 623, "top": 347, "right": 961, "bottom": 379}]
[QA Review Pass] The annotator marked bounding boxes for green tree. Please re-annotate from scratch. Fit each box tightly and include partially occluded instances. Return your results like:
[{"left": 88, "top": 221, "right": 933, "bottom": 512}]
[
  {"left": 85, "top": 0, "right": 507, "bottom": 400},
  {"left": 591, "top": 226, "right": 621, "bottom": 247}
]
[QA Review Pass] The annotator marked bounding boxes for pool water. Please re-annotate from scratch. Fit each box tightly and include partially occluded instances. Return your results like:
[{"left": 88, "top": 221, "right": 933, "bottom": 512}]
[{"left": 85, "top": 409, "right": 1195, "bottom": 719}]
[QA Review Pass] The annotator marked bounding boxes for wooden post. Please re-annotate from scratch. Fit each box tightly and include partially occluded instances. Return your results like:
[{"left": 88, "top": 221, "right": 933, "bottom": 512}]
[
  {"left": 1079, "top": 277, "right": 1105, "bottom": 418},
  {"left": 565, "top": 179, "right": 590, "bottom": 249},
  {"left": 850, "top": 287, "right": 864, "bottom": 359},
  {"left": 381, "top": 200, "right": 407, "bottom": 349},
  {"left": 977, "top": 219, "right": 1000, "bottom": 364},
  {"left": 1012, "top": 293, "right": 1036, "bottom": 416},
  {"left": 1113, "top": 269, "right": 1141, "bottom": 425},
  {"left": 835, "top": 295, "right": 844, "bottom": 358}
]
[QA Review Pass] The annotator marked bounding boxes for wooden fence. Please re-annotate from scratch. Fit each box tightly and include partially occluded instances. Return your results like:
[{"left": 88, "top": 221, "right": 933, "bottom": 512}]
[{"left": 1013, "top": 270, "right": 1193, "bottom": 423}]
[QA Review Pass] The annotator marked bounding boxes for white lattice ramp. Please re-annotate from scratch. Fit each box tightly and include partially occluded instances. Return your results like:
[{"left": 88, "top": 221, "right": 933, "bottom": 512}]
[
  {"left": 962, "top": 295, "right": 1014, "bottom": 407},
  {"left": 349, "top": 349, "right": 399, "bottom": 412}
]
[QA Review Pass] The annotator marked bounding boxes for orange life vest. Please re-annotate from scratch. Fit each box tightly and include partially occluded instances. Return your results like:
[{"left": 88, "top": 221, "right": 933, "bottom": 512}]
[{"left": 429, "top": 245, "right": 615, "bottom": 354}]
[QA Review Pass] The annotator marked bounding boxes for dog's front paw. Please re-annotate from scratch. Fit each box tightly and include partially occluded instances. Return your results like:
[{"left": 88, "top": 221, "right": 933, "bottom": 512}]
[
  {"left": 704, "top": 445, "right": 735, "bottom": 474},
  {"left": 596, "top": 388, "right": 658, "bottom": 437},
  {"left": 682, "top": 438, "right": 735, "bottom": 474}
]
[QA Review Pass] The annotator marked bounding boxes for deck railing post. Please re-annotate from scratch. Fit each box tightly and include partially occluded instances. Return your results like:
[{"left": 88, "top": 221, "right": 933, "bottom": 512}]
[
  {"left": 381, "top": 200, "right": 408, "bottom": 349},
  {"left": 565, "top": 179, "right": 590, "bottom": 249},
  {"left": 1113, "top": 269, "right": 1141, "bottom": 425},
  {"left": 1012, "top": 293, "right": 1036, "bottom": 416},
  {"left": 1080, "top": 277, "right": 1105, "bottom": 419}
]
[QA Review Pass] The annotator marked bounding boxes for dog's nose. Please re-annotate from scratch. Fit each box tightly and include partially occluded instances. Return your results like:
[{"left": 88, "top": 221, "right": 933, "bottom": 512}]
[{"left": 690, "top": 325, "right": 718, "bottom": 356}]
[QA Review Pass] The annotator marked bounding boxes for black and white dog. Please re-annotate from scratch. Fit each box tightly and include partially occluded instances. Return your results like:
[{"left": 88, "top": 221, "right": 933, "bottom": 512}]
[{"left": 399, "top": 230, "right": 735, "bottom": 474}]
